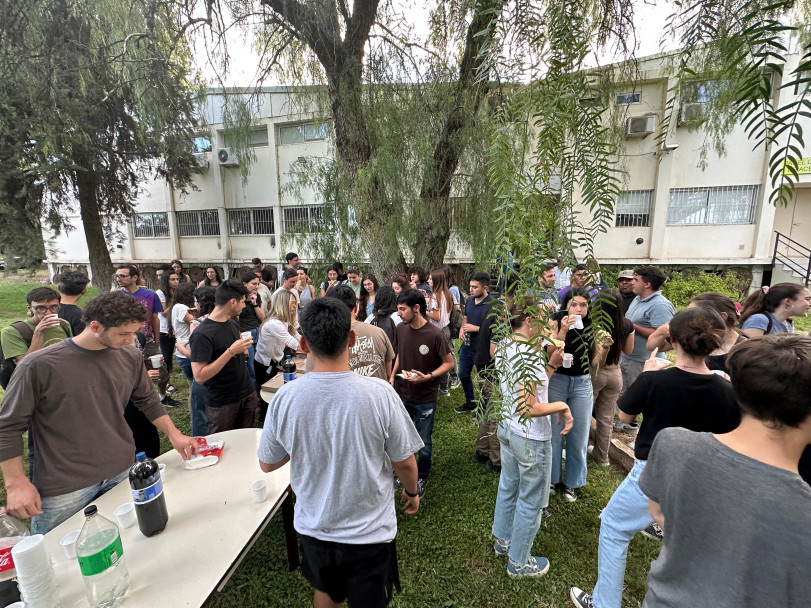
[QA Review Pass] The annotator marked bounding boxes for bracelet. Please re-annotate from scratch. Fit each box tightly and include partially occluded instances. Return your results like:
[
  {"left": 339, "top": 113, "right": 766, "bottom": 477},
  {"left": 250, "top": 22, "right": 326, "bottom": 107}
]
[
  {"left": 548, "top": 364, "right": 559, "bottom": 370},
  {"left": 404, "top": 487, "right": 418, "bottom": 498},
  {"left": 429, "top": 371, "right": 434, "bottom": 380}
]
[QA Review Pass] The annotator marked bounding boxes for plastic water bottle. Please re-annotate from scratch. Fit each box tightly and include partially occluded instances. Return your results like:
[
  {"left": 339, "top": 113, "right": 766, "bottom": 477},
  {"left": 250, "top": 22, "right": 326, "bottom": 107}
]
[
  {"left": 76, "top": 505, "right": 129, "bottom": 608},
  {"left": 129, "top": 452, "right": 168, "bottom": 537},
  {"left": 281, "top": 356, "right": 297, "bottom": 383}
]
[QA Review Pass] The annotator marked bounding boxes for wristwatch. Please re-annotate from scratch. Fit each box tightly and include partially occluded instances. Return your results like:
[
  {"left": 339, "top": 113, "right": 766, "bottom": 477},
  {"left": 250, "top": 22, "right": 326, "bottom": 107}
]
[
  {"left": 404, "top": 487, "right": 418, "bottom": 498},
  {"left": 428, "top": 371, "right": 434, "bottom": 380}
]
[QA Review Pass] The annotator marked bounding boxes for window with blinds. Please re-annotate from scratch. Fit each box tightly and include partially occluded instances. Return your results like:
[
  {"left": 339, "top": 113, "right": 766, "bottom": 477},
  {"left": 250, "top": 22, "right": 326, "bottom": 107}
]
[
  {"left": 615, "top": 190, "right": 653, "bottom": 227},
  {"left": 667, "top": 185, "right": 759, "bottom": 225}
]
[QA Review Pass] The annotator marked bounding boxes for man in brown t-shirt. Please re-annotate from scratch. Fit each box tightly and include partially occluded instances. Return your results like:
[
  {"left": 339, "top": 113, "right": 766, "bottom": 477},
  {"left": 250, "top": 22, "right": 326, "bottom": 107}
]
[
  {"left": 0, "top": 291, "right": 198, "bottom": 534},
  {"left": 389, "top": 289, "right": 454, "bottom": 497},
  {"left": 311, "top": 285, "right": 395, "bottom": 381}
]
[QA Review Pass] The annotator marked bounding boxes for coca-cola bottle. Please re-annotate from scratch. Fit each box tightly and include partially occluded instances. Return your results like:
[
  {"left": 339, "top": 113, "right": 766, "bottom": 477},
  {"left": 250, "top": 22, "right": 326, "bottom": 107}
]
[
  {"left": 281, "top": 356, "right": 297, "bottom": 383},
  {"left": 0, "top": 507, "right": 28, "bottom": 604},
  {"left": 128, "top": 452, "right": 168, "bottom": 537}
]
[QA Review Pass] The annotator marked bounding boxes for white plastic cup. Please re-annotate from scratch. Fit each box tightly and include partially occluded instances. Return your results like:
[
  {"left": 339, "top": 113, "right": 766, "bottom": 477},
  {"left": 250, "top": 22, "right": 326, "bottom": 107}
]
[
  {"left": 572, "top": 314, "right": 584, "bottom": 330},
  {"left": 159, "top": 463, "right": 166, "bottom": 484},
  {"left": 251, "top": 479, "right": 268, "bottom": 503},
  {"left": 562, "top": 353, "right": 574, "bottom": 368},
  {"left": 59, "top": 529, "right": 81, "bottom": 560},
  {"left": 150, "top": 355, "right": 162, "bottom": 369},
  {"left": 241, "top": 331, "right": 252, "bottom": 342},
  {"left": 5, "top": 602, "right": 25, "bottom": 608},
  {"left": 114, "top": 502, "right": 137, "bottom": 529}
]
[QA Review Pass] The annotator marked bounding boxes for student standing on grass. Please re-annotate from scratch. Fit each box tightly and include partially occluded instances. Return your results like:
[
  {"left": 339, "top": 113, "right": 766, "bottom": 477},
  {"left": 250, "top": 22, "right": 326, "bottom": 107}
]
[
  {"left": 57, "top": 270, "right": 90, "bottom": 335},
  {"left": 190, "top": 280, "right": 258, "bottom": 433},
  {"left": 635, "top": 334, "right": 811, "bottom": 607},
  {"left": 570, "top": 307, "right": 741, "bottom": 608},
  {"left": 258, "top": 298, "right": 423, "bottom": 608},
  {"left": 0, "top": 291, "right": 198, "bottom": 534},
  {"left": 491, "top": 298, "right": 571, "bottom": 578},
  {"left": 455, "top": 272, "right": 494, "bottom": 414},
  {"left": 389, "top": 289, "right": 454, "bottom": 498},
  {"left": 739, "top": 282, "right": 810, "bottom": 338}
]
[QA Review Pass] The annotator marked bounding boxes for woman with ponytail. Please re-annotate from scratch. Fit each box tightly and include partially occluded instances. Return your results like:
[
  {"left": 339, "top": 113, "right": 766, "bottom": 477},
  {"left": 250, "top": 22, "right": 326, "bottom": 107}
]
[
  {"left": 570, "top": 306, "right": 741, "bottom": 608},
  {"left": 740, "top": 283, "right": 810, "bottom": 338}
]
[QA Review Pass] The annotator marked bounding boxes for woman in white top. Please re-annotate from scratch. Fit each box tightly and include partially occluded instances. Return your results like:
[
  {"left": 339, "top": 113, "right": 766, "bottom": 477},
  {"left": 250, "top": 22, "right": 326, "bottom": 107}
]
[
  {"left": 492, "top": 298, "right": 569, "bottom": 577},
  {"left": 255, "top": 289, "right": 300, "bottom": 420},
  {"left": 156, "top": 270, "right": 179, "bottom": 383},
  {"left": 426, "top": 269, "right": 455, "bottom": 394},
  {"left": 166, "top": 282, "right": 196, "bottom": 407}
]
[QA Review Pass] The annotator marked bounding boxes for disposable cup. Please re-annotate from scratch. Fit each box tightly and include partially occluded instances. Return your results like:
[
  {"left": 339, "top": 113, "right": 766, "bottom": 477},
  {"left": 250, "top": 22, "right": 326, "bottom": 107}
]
[
  {"left": 562, "top": 353, "right": 574, "bottom": 368},
  {"left": 251, "top": 479, "right": 268, "bottom": 503},
  {"left": 59, "top": 530, "right": 81, "bottom": 560},
  {"left": 572, "top": 314, "right": 584, "bottom": 330},
  {"left": 241, "top": 331, "right": 252, "bottom": 342},
  {"left": 159, "top": 463, "right": 166, "bottom": 484},
  {"left": 5, "top": 602, "right": 25, "bottom": 608},
  {"left": 114, "top": 502, "right": 137, "bottom": 529},
  {"left": 150, "top": 355, "right": 162, "bottom": 369}
]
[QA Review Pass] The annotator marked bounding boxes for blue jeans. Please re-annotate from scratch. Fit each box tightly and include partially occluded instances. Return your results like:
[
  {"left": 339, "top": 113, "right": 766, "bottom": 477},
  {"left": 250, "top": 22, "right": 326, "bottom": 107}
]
[
  {"left": 245, "top": 327, "right": 259, "bottom": 393},
  {"left": 32, "top": 469, "right": 129, "bottom": 534},
  {"left": 400, "top": 398, "right": 436, "bottom": 479},
  {"left": 457, "top": 345, "right": 477, "bottom": 404},
  {"left": 491, "top": 425, "right": 552, "bottom": 567},
  {"left": 593, "top": 459, "right": 652, "bottom": 608},
  {"left": 176, "top": 355, "right": 194, "bottom": 381},
  {"left": 190, "top": 380, "right": 209, "bottom": 437},
  {"left": 549, "top": 373, "right": 593, "bottom": 488}
]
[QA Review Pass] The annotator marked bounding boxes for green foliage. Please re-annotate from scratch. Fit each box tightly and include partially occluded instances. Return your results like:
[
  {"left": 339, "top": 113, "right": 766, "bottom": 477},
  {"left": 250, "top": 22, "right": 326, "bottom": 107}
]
[{"left": 661, "top": 269, "right": 749, "bottom": 308}]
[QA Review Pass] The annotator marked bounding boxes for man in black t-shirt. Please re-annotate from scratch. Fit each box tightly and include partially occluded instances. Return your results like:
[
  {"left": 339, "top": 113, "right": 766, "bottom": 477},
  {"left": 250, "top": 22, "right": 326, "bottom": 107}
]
[
  {"left": 57, "top": 270, "right": 89, "bottom": 335},
  {"left": 190, "top": 280, "right": 258, "bottom": 433}
]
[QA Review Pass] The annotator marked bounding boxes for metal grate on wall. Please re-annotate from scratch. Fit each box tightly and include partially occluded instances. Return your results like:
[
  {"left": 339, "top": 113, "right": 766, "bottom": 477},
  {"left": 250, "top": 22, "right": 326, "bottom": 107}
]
[
  {"left": 282, "top": 205, "right": 326, "bottom": 233},
  {"left": 615, "top": 190, "right": 653, "bottom": 227},
  {"left": 176, "top": 210, "right": 221, "bottom": 236},
  {"left": 667, "top": 185, "right": 758, "bottom": 226},
  {"left": 227, "top": 208, "right": 275, "bottom": 235},
  {"left": 132, "top": 213, "right": 169, "bottom": 238}
]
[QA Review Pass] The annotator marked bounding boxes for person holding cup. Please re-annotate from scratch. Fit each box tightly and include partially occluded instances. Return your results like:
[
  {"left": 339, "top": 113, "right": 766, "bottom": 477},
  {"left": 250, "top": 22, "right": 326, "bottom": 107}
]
[{"left": 547, "top": 288, "right": 596, "bottom": 503}]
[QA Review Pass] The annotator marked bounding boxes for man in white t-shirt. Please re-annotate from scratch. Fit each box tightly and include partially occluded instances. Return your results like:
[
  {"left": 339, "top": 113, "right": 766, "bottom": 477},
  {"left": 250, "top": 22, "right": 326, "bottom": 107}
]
[{"left": 258, "top": 298, "right": 423, "bottom": 608}]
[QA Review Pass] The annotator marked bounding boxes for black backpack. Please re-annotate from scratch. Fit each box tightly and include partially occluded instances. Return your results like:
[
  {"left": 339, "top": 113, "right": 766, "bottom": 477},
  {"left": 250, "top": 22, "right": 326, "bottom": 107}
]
[
  {"left": 370, "top": 314, "right": 397, "bottom": 354},
  {"left": 0, "top": 319, "right": 72, "bottom": 389}
]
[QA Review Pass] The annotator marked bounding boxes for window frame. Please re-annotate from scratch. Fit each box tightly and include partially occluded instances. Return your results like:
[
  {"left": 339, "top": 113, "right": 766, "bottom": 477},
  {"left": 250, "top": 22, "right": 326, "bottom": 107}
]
[
  {"left": 175, "top": 210, "right": 221, "bottom": 237},
  {"left": 277, "top": 121, "right": 330, "bottom": 146},
  {"left": 132, "top": 213, "right": 170, "bottom": 239},
  {"left": 614, "top": 190, "right": 653, "bottom": 227},
  {"left": 666, "top": 185, "right": 759, "bottom": 226},
  {"left": 227, "top": 208, "right": 275, "bottom": 236},
  {"left": 282, "top": 205, "right": 328, "bottom": 233}
]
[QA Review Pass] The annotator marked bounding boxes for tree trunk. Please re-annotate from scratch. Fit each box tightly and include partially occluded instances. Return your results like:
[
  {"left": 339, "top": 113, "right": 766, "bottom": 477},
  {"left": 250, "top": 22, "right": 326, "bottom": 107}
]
[{"left": 76, "top": 169, "right": 114, "bottom": 289}]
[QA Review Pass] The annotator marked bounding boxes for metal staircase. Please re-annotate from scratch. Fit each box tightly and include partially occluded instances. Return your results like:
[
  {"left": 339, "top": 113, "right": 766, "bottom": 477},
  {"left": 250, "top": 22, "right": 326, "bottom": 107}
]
[{"left": 772, "top": 232, "right": 811, "bottom": 286}]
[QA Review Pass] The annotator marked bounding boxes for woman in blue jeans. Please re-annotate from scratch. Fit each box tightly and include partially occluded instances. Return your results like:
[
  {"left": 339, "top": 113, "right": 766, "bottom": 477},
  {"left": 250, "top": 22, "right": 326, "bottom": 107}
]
[
  {"left": 548, "top": 288, "right": 596, "bottom": 502},
  {"left": 491, "top": 299, "right": 571, "bottom": 577},
  {"left": 569, "top": 307, "right": 741, "bottom": 608}
]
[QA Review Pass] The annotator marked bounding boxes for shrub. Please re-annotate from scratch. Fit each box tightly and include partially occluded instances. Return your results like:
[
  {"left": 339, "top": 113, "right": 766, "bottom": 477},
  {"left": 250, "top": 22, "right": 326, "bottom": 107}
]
[{"left": 662, "top": 270, "right": 746, "bottom": 308}]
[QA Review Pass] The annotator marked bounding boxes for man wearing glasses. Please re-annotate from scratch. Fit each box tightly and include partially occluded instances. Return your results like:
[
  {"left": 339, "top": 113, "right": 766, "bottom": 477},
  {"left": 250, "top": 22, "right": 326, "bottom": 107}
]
[{"left": 0, "top": 287, "right": 72, "bottom": 387}]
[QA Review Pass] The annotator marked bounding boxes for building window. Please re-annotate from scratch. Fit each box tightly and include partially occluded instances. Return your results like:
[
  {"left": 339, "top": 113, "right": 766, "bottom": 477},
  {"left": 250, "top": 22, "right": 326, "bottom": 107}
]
[
  {"left": 794, "top": 70, "right": 810, "bottom": 96},
  {"left": 132, "top": 213, "right": 169, "bottom": 238},
  {"left": 278, "top": 122, "right": 330, "bottom": 146},
  {"left": 616, "top": 92, "right": 641, "bottom": 104},
  {"left": 615, "top": 190, "right": 653, "bottom": 227},
  {"left": 227, "top": 208, "right": 275, "bottom": 235},
  {"left": 283, "top": 205, "right": 327, "bottom": 233},
  {"left": 222, "top": 128, "right": 269, "bottom": 149},
  {"left": 176, "top": 210, "right": 220, "bottom": 237},
  {"left": 192, "top": 136, "right": 212, "bottom": 153},
  {"left": 666, "top": 185, "right": 759, "bottom": 225}
]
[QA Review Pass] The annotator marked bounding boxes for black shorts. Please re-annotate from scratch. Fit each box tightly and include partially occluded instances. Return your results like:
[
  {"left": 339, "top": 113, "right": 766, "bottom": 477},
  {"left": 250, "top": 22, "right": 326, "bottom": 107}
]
[{"left": 300, "top": 535, "right": 400, "bottom": 608}]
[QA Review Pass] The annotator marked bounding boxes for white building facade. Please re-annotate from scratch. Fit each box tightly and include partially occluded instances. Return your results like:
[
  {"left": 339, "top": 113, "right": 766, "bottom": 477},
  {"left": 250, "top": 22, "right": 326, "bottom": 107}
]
[{"left": 46, "top": 49, "right": 811, "bottom": 286}]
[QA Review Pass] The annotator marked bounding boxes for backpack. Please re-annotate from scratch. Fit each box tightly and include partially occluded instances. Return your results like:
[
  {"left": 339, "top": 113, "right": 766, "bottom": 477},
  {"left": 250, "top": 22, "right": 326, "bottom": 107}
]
[
  {"left": 0, "top": 319, "right": 73, "bottom": 389},
  {"left": 449, "top": 306, "right": 464, "bottom": 339},
  {"left": 370, "top": 314, "right": 397, "bottom": 354}
]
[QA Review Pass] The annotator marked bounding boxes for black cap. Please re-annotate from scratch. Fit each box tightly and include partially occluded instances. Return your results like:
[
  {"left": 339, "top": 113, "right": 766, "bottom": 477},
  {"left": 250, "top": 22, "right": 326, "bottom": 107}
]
[{"left": 84, "top": 505, "right": 98, "bottom": 516}]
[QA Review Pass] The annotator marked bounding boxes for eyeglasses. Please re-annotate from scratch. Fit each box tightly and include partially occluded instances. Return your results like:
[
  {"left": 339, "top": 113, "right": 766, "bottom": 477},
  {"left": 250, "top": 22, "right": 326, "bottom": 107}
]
[
  {"left": 32, "top": 305, "right": 61, "bottom": 314},
  {"left": 114, "top": 273, "right": 131, "bottom": 279}
]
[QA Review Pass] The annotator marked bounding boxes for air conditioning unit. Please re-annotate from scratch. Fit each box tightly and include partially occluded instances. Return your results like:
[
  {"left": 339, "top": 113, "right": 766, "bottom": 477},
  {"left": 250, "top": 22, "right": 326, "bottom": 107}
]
[
  {"left": 192, "top": 153, "right": 209, "bottom": 168},
  {"left": 677, "top": 102, "right": 705, "bottom": 126},
  {"left": 625, "top": 115, "right": 655, "bottom": 138},
  {"left": 217, "top": 148, "right": 238, "bottom": 166}
]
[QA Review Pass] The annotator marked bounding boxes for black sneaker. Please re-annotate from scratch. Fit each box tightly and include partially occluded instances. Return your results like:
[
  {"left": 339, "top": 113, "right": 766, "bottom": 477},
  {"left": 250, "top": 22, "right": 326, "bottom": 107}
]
[
  {"left": 471, "top": 451, "right": 489, "bottom": 464},
  {"left": 641, "top": 522, "right": 663, "bottom": 541},
  {"left": 454, "top": 402, "right": 477, "bottom": 414},
  {"left": 562, "top": 487, "right": 577, "bottom": 503},
  {"left": 485, "top": 460, "right": 501, "bottom": 473},
  {"left": 416, "top": 478, "right": 427, "bottom": 497},
  {"left": 570, "top": 587, "right": 594, "bottom": 608},
  {"left": 161, "top": 395, "right": 180, "bottom": 408},
  {"left": 393, "top": 477, "right": 403, "bottom": 491}
]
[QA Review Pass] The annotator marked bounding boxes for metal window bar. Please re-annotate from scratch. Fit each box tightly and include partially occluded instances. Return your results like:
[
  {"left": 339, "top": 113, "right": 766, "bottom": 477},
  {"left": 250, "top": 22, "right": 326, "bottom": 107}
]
[
  {"left": 133, "top": 213, "right": 169, "bottom": 238},
  {"left": 176, "top": 210, "right": 221, "bottom": 236},
  {"left": 666, "top": 185, "right": 758, "bottom": 226},
  {"left": 228, "top": 208, "right": 274, "bottom": 235},
  {"left": 283, "top": 205, "right": 327, "bottom": 233},
  {"left": 615, "top": 190, "right": 653, "bottom": 227}
]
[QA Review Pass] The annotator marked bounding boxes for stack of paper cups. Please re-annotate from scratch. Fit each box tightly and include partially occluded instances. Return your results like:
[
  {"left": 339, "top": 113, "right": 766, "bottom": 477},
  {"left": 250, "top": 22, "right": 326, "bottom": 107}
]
[{"left": 11, "top": 534, "right": 62, "bottom": 608}]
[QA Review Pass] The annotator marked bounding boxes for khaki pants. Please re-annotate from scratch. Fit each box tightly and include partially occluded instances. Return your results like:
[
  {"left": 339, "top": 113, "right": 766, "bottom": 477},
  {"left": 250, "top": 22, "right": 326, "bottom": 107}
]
[
  {"left": 473, "top": 377, "right": 500, "bottom": 465},
  {"left": 590, "top": 364, "right": 622, "bottom": 463}
]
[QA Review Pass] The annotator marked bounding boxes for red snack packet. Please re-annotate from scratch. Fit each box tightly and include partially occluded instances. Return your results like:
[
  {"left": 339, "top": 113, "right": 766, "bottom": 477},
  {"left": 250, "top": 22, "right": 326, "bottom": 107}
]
[{"left": 194, "top": 437, "right": 225, "bottom": 458}]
